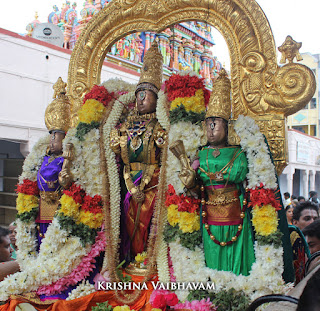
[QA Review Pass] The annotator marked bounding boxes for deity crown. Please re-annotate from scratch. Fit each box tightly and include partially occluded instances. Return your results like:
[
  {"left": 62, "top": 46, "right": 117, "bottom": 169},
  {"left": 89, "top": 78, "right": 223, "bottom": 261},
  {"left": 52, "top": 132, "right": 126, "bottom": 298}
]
[
  {"left": 45, "top": 77, "right": 71, "bottom": 133},
  {"left": 136, "top": 39, "right": 163, "bottom": 95},
  {"left": 206, "top": 68, "right": 231, "bottom": 121}
]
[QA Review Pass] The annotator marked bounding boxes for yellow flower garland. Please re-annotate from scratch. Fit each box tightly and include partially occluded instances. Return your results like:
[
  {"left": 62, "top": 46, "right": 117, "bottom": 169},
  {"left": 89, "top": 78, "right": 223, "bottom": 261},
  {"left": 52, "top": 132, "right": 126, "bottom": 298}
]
[
  {"left": 16, "top": 193, "right": 39, "bottom": 214},
  {"left": 167, "top": 204, "right": 179, "bottom": 226},
  {"left": 167, "top": 204, "right": 200, "bottom": 233},
  {"left": 252, "top": 204, "right": 278, "bottom": 236},
  {"left": 170, "top": 89, "right": 206, "bottom": 113},
  {"left": 77, "top": 210, "right": 104, "bottom": 229},
  {"left": 179, "top": 212, "right": 200, "bottom": 233},
  {"left": 77, "top": 99, "right": 106, "bottom": 124},
  {"left": 59, "top": 194, "right": 80, "bottom": 218},
  {"left": 114, "top": 306, "right": 133, "bottom": 311}
]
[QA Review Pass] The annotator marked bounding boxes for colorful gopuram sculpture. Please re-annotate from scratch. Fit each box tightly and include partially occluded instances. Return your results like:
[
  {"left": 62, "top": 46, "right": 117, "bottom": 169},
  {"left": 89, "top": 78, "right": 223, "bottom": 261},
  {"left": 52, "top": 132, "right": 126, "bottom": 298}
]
[{"left": 25, "top": 1, "right": 222, "bottom": 88}]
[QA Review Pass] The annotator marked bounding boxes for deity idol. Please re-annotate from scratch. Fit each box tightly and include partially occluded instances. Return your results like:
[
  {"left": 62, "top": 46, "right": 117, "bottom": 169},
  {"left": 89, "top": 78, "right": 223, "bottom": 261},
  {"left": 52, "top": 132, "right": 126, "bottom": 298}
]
[
  {"left": 174, "top": 69, "right": 255, "bottom": 275},
  {"left": 36, "top": 78, "right": 73, "bottom": 246},
  {"left": 110, "top": 40, "right": 167, "bottom": 264}
]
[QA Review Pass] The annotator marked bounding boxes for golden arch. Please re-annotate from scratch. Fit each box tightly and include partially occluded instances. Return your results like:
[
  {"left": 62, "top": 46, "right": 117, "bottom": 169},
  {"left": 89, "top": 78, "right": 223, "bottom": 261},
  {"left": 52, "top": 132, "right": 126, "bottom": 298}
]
[{"left": 67, "top": 0, "right": 316, "bottom": 173}]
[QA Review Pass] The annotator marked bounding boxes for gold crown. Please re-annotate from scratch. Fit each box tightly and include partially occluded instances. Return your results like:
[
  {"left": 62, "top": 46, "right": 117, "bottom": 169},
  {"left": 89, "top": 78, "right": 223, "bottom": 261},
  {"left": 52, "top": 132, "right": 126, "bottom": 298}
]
[
  {"left": 45, "top": 77, "right": 71, "bottom": 133},
  {"left": 136, "top": 39, "right": 163, "bottom": 94},
  {"left": 206, "top": 68, "right": 231, "bottom": 120}
]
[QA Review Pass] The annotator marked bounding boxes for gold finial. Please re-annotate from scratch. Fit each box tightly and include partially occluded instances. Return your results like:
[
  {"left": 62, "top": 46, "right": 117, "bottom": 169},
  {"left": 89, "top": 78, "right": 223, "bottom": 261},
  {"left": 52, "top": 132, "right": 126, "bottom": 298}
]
[
  {"left": 278, "top": 35, "right": 303, "bottom": 64},
  {"left": 53, "top": 77, "right": 67, "bottom": 99},
  {"left": 136, "top": 39, "right": 163, "bottom": 94},
  {"left": 45, "top": 78, "right": 70, "bottom": 133},
  {"left": 35, "top": 11, "right": 39, "bottom": 20},
  {"left": 205, "top": 68, "right": 231, "bottom": 120}
]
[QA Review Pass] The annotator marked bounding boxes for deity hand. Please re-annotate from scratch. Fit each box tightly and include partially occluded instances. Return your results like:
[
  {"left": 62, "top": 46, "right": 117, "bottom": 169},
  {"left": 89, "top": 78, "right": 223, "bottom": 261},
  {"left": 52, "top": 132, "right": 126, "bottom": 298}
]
[
  {"left": 58, "top": 169, "right": 72, "bottom": 189},
  {"left": 179, "top": 168, "right": 196, "bottom": 189}
]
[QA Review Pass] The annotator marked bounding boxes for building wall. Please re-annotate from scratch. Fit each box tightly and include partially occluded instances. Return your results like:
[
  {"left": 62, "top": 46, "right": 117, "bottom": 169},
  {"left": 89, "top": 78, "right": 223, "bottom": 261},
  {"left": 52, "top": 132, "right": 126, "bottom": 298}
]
[
  {"left": 279, "top": 129, "right": 320, "bottom": 198},
  {"left": 287, "top": 53, "right": 320, "bottom": 137},
  {"left": 0, "top": 28, "right": 140, "bottom": 153}
]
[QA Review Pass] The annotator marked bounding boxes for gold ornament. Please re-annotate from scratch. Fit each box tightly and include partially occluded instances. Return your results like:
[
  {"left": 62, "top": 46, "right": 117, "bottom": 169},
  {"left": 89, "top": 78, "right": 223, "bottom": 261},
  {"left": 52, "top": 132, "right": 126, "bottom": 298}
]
[
  {"left": 205, "top": 68, "right": 231, "bottom": 121},
  {"left": 45, "top": 77, "right": 71, "bottom": 133},
  {"left": 136, "top": 40, "right": 163, "bottom": 95},
  {"left": 278, "top": 35, "right": 302, "bottom": 64}
]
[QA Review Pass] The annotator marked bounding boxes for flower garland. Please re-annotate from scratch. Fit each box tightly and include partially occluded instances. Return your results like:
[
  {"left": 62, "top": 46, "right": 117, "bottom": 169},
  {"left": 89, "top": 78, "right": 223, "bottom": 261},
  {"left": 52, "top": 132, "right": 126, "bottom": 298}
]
[
  {"left": 150, "top": 289, "right": 179, "bottom": 310},
  {"left": 3, "top": 80, "right": 133, "bottom": 300},
  {"left": 18, "top": 134, "right": 50, "bottom": 182},
  {"left": 66, "top": 280, "right": 96, "bottom": 301},
  {"left": 172, "top": 298, "right": 214, "bottom": 311},
  {"left": 165, "top": 72, "right": 207, "bottom": 193},
  {"left": 0, "top": 218, "right": 88, "bottom": 300},
  {"left": 37, "top": 230, "right": 106, "bottom": 296},
  {"left": 166, "top": 113, "right": 287, "bottom": 304},
  {"left": 102, "top": 90, "right": 135, "bottom": 274}
]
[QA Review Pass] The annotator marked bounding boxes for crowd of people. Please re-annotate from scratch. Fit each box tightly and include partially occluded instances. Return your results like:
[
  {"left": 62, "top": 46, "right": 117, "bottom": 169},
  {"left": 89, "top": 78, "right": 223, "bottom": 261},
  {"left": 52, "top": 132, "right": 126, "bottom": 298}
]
[{"left": 284, "top": 191, "right": 320, "bottom": 286}]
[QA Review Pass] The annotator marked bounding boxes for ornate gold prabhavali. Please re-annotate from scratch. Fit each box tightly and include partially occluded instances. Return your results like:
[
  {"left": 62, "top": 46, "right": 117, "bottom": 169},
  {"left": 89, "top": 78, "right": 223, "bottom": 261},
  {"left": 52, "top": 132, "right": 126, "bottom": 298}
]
[{"left": 67, "top": 0, "right": 316, "bottom": 174}]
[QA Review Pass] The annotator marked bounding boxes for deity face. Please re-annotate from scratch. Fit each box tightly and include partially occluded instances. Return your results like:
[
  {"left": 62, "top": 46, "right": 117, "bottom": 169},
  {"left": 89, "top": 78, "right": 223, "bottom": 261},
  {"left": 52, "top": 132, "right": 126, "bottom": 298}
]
[
  {"left": 205, "top": 117, "right": 227, "bottom": 148},
  {"left": 50, "top": 131, "right": 65, "bottom": 155},
  {"left": 136, "top": 89, "right": 157, "bottom": 114}
]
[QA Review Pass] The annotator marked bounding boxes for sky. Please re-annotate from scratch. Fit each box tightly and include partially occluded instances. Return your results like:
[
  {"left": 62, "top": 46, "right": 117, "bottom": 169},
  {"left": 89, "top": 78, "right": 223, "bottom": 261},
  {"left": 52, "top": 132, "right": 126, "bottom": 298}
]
[{"left": 0, "top": 0, "right": 319, "bottom": 69}]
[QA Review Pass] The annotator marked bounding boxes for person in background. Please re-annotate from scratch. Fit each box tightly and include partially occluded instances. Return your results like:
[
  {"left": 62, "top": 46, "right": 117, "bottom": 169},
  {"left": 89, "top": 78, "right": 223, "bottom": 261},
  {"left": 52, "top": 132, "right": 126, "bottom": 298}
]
[
  {"left": 291, "top": 202, "right": 319, "bottom": 283},
  {"left": 298, "top": 196, "right": 306, "bottom": 203},
  {"left": 8, "top": 222, "right": 17, "bottom": 260},
  {"left": 309, "top": 191, "right": 320, "bottom": 206},
  {"left": 293, "top": 202, "right": 319, "bottom": 230},
  {"left": 0, "top": 227, "right": 19, "bottom": 281},
  {"left": 296, "top": 267, "right": 320, "bottom": 311},
  {"left": 291, "top": 195, "right": 297, "bottom": 201},
  {"left": 303, "top": 219, "right": 320, "bottom": 255},
  {"left": 291, "top": 199, "right": 299, "bottom": 208},
  {"left": 286, "top": 205, "right": 294, "bottom": 225},
  {"left": 283, "top": 192, "right": 291, "bottom": 208}
]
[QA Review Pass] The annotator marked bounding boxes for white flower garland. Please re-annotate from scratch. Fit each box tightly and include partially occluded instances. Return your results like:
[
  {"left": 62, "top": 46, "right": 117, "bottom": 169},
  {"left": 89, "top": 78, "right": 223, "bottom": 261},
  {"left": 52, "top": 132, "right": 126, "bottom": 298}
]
[
  {"left": 103, "top": 91, "right": 136, "bottom": 261},
  {"left": 168, "top": 115, "right": 286, "bottom": 302},
  {"left": 234, "top": 115, "right": 277, "bottom": 189},
  {"left": 102, "top": 78, "right": 135, "bottom": 94},
  {"left": 19, "top": 134, "right": 50, "bottom": 183},
  {"left": 0, "top": 219, "right": 88, "bottom": 300},
  {"left": 63, "top": 127, "right": 102, "bottom": 197},
  {"left": 156, "top": 90, "right": 170, "bottom": 130},
  {"left": 15, "top": 219, "right": 37, "bottom": 270},
  {"left": 167, "top": 122, "right": 204, "bottom": 194},
  {"left": 66, "top": 280, "right": 96, "bottom": 301}
]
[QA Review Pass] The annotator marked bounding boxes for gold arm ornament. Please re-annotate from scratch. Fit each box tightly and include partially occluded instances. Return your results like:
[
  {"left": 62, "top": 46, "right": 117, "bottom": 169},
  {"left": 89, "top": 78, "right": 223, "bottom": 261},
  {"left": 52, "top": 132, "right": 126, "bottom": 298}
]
[
  {"left": 169, "top": 140, "right": 196, "bottom": 189},
  {"left": 58, "top": 143, "right": 74, "bottom": 189}
]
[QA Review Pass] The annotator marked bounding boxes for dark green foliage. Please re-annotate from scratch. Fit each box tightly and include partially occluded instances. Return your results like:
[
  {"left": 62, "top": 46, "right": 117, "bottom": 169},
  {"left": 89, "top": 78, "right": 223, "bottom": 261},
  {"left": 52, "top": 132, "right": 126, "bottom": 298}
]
[
  {"left": 16, "top": 207, "right": 39, "bottom": 222},
  {"left": 91, "top": 301, "right": 113, "bottom": 311},
  {"left": 169, "top": 105, "right": 205, "bottom": 125},
  {"left": 212, "top": 288, "right": 250, "bottom": 311},
  {"left": 76, "top": 121, "right": 100, "bottom": 141},
  {"left": 56, "top": 214, "right": 97, "bottom": 246},
  {"left": 163, "top": 223, "right": 202, "bottom": 250},
  {"left": 187, "top": 289, "right": 215, "bottom": 301},
  {"left": 256, "top": 230, "right": 283, "bottom": 248}
]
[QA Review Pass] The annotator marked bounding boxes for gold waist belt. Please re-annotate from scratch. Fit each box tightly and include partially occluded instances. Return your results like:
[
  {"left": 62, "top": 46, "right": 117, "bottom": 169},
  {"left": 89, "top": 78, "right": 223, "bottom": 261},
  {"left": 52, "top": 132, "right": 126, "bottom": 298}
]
[
  {"left": 206, "top": 186, "right": 241, "bottom": 225},
  {"left": 39, "top": 191, "right": 61, "bottom": 222},
  {"left": 130, "top": 162, "right": 159, "bottom": 171}
]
